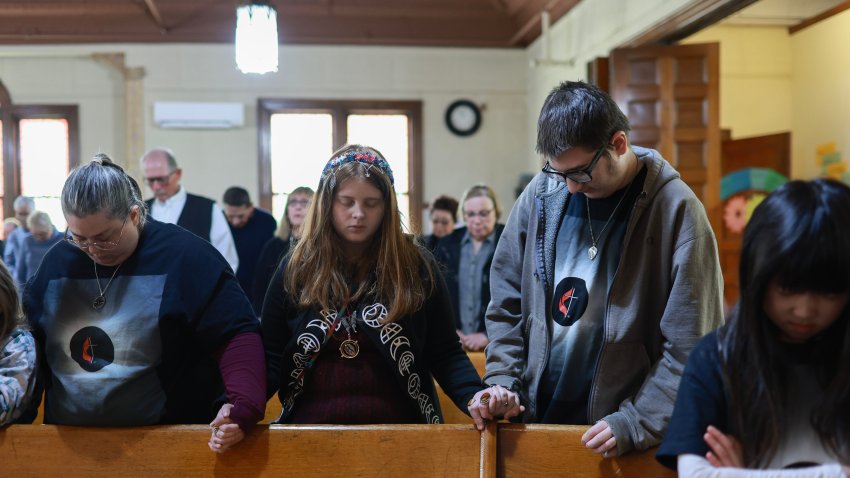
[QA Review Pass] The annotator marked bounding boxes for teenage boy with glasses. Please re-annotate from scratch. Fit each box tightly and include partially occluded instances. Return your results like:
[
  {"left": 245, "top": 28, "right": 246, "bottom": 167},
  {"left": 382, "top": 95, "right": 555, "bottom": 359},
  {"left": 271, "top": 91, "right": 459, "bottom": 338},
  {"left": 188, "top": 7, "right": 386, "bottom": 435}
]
[{"left": 484, "top": 81, "right": 723, "bottom": 458}]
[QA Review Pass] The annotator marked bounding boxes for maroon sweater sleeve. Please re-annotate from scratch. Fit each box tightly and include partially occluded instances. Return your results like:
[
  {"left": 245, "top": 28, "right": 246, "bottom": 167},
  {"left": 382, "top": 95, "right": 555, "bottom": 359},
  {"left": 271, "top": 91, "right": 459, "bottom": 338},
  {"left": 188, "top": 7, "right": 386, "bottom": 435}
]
[{"left": 216, "top": 331, "right": 266, "bottom": 430}]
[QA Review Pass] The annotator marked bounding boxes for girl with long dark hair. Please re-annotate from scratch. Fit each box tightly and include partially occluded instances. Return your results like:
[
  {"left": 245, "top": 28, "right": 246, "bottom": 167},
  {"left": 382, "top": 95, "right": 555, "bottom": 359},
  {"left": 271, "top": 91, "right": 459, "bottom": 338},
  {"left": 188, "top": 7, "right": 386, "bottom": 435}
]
[{"left": 657, "top": 179, "right": 850, "bottom": 476}]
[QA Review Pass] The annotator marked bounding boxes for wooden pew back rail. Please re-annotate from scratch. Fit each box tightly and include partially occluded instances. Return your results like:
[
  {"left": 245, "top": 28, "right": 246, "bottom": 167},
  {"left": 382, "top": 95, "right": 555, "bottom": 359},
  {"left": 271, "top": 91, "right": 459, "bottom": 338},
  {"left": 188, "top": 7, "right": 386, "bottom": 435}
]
[{"left": 0, "top": 423, "right": 673, "bottom": 477}]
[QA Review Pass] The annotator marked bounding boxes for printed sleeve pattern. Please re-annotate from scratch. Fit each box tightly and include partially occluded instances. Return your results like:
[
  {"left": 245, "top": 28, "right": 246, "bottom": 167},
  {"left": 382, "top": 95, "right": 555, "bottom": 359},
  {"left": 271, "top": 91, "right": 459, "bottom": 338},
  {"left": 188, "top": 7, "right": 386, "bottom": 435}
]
[{"left": 0, "top": 329, "right": 37, "bottom": 425}]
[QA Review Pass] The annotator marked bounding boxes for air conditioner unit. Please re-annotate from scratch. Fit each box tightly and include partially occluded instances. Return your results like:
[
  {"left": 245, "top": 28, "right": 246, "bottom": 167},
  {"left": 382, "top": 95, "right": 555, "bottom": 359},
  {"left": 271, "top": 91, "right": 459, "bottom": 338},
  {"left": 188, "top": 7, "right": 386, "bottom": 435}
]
[{"left": 153, "top": 101, "right": 245, "bottom": 129}]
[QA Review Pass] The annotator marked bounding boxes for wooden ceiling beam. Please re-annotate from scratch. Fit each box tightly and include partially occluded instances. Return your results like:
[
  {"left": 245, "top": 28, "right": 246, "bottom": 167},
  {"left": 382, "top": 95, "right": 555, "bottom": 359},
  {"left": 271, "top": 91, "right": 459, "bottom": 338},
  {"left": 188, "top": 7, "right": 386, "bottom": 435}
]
[
  {"left": 0, "top": 3, "right": 141, "bottom": 16},
  {"left": 143, "top": 0, "right": 168, "bottom": 33},
  {"left": 508, "top": 0, "right": 579, "bottom": 46},
  {"left": 622, "top": 0, "right": 760, "bottom": 47},
  {"left": 789, "top": 0, "right": 850, "bottom": 34}
]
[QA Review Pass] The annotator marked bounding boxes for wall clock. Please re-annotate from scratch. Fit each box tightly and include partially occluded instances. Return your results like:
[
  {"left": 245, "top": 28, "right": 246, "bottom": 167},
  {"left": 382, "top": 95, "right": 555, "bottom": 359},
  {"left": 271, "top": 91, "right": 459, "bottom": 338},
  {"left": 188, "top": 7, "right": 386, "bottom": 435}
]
[{"left": 445, "top": 99, "right": 481, "bottom": 137}]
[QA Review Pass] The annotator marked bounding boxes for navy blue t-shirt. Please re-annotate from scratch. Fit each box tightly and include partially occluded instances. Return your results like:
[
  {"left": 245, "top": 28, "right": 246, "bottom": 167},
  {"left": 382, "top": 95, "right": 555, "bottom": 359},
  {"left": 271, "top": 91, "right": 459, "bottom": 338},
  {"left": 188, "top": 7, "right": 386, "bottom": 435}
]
[
  {"left": 24, "top": 219, "right": 259, "bottom": 425},
  {"left": 656, "top": 331, "right": 727, "bottom": 468}
]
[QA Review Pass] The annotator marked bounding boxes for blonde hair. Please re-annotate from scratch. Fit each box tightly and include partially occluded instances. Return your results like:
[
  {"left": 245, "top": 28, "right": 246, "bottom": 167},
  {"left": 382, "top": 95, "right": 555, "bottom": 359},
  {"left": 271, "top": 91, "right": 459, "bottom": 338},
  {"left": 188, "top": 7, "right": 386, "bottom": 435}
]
[
  {"left": 460, "top": 184, "right": 502, "bottom": 220},
  {"left": 276, "top": 186, "right": 314, "bottom": 240},
  {"left": 0, "top": 261, "right": 22, "bottom": 339},
  {"left": 285, "top": 145, "right": 433, "bottom": 323}
]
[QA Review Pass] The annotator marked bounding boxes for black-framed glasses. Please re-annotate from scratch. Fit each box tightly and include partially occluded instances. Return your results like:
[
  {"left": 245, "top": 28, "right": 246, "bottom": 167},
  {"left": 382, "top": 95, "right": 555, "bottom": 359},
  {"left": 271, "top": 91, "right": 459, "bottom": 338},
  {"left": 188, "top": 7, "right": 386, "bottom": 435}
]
[
  {"left": 144, "top": 171, "right": 176, "bottom": 185},
  {"left": 65, "top": 215, "right": 129, "bottom": 251},
  {"left": 542, "top": 146, "right": 607, "bottom": 184}
]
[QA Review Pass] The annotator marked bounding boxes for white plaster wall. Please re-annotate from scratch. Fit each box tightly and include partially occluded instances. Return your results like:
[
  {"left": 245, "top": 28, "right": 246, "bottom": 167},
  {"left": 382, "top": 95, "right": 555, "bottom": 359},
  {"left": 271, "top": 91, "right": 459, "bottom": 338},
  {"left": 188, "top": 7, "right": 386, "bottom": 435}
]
[{"left": 0, "top": 43, "right": 528, "bottom": 219}]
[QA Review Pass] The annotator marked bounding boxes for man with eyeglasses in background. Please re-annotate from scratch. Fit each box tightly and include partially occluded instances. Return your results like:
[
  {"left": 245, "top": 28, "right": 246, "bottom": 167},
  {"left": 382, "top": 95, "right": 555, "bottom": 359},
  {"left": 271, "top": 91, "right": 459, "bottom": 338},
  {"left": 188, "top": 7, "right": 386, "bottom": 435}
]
[
  {"left": 140, "top": 148, "right": 239, "bottom": 273},
  {"left": 484, "top": 81, "right": 723, "bottom": 458}
]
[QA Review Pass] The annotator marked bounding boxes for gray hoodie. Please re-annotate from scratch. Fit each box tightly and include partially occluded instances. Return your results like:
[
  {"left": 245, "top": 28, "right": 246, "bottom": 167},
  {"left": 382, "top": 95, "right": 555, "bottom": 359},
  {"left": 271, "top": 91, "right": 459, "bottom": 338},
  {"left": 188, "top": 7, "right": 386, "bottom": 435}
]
[{"left": 484, "top": 146, "right": 723, "bottom": 454}]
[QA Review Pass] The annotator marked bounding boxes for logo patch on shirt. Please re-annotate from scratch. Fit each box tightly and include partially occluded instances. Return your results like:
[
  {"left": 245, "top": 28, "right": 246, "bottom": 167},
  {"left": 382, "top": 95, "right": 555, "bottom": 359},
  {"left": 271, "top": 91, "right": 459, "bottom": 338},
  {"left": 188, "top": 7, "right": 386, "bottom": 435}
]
[
  {"left": 70, "top": 326, "right": 115, "bottom": 372},
  {"left": 551, "top": 277, "right": 588, "bottom": 326}
]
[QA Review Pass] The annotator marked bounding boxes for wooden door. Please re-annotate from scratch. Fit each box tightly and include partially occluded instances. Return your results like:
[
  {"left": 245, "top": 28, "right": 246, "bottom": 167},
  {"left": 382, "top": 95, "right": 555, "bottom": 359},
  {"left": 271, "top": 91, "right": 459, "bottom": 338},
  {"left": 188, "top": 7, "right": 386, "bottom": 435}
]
[
  {"left": 610, "top": 43, "right": 721, "bottom": 235},
  {"left": 719, "top": 132, "right": 790, "bottom": 306}
]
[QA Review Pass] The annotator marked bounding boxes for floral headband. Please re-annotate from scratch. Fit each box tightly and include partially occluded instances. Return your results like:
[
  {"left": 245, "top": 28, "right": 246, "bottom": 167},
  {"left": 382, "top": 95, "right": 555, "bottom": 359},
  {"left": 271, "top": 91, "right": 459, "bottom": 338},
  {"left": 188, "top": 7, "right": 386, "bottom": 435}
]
[{"left": 320, "top": 148, "right": 395, "bottom": 188}]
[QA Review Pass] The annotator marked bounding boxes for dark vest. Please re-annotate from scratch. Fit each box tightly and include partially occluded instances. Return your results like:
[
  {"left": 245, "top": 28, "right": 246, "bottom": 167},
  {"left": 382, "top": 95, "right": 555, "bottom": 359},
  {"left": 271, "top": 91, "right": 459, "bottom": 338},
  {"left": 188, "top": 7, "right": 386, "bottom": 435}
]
[{"left": 145, "top": 193, "right": 214, "bottom": 242}]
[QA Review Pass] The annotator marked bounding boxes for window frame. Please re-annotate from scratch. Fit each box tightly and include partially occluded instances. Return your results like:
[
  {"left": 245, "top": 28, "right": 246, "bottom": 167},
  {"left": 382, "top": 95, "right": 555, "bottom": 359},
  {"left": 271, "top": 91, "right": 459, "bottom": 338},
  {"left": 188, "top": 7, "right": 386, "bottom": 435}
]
[
  {"left": 257, "top": 98, "right": 423, "bottom": 232},
  {"left": 0, "top": 79, "right": 80, "bottom": 219}
]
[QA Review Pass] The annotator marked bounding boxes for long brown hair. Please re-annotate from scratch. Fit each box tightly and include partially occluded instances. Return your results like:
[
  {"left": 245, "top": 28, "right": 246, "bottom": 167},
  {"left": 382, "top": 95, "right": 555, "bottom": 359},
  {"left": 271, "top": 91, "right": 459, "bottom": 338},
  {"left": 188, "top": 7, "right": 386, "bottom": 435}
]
[
  {"left": 285, "top": 145, "right": 434, "bottom": 323},
  {"left": 0, "top": 261, "right": 22, "bottom": 339}
]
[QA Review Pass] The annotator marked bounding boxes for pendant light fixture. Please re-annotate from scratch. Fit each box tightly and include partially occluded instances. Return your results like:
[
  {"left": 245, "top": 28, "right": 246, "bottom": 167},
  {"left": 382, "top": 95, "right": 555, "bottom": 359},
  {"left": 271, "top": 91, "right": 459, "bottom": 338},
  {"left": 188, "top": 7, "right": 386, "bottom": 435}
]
[{"left": 235, "top": 1, "right": 279, "bottom": 74}]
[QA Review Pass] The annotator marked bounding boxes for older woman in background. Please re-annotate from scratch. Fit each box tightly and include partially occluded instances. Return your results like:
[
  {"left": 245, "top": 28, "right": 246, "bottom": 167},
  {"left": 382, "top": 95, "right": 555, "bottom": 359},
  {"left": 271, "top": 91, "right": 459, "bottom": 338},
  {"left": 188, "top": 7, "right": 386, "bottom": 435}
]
[
  {"left": 434, "top": 185, "right": 503, "bottom": 351},
  {"left": 15, "top": 211, "right": 62, "bottom": 285}
]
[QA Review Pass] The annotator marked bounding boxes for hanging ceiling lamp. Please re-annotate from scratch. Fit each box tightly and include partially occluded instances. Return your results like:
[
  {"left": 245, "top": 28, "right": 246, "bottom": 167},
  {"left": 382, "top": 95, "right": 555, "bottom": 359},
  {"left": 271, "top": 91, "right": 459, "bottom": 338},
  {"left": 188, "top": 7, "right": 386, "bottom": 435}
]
[{"left": 235, "top": 1, "right": 279, "bottom": 74}]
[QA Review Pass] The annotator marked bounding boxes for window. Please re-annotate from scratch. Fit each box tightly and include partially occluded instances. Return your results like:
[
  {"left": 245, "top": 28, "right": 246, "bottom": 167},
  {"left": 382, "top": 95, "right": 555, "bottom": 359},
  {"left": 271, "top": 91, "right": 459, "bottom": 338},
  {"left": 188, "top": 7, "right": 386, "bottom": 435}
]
[
  {"left": 258, "top": 99, "right": 423, "bottom": 232},
  {"left": 0, "top": 81, "right": 79, "bottom": 233}
]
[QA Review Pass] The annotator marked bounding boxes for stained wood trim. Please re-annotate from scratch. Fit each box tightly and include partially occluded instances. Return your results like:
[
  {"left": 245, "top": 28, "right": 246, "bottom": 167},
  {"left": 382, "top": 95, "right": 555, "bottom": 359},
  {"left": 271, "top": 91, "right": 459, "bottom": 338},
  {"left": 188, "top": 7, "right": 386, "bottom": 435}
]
[
  {"left": 0, "top": 80, "right": 14, "bottom": 219},
  {"left": 623, "top": 0, "right": 759, "bottom": 47},
  {"left": 0, "top": 102, "right": 79, "bottom": 219},
  {"left": 509, "top": 0, "right": 579, "bottom": 46},
  {"left": 142, "top": 0, "right": 168, "bottom": 33},
  {"left": 11, "top": 104, "right": 80, "bottom": 170},
  {"left": 789, "top": 0, "right": 850, "bottom": 34}
]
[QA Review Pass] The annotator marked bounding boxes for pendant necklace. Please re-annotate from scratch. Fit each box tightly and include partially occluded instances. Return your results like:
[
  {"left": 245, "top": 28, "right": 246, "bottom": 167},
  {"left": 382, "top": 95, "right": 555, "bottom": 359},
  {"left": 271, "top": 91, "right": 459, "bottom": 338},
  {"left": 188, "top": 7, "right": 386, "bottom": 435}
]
[
  {"left": 338, "top": 308, "right": 360, "bottom": 359},
  {"left": 585, "top": 182, "right": 631, "bottom": 261},
  {"left": 92, "top": 261, "right": 122, "bottom": 310}
]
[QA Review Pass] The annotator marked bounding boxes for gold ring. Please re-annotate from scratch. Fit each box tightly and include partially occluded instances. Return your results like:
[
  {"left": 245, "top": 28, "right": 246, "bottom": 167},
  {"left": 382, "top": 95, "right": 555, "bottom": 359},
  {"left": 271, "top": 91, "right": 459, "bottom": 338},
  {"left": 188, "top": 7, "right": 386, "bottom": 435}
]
[
  {"left": 467, "top": 398, "right": 475, "bottom": 407},
  {"left": 213, "top": 427, "right": 221, "bottom": 438},
  {"left": 479, "top": 392, "right": 490, "bottom": 406}
]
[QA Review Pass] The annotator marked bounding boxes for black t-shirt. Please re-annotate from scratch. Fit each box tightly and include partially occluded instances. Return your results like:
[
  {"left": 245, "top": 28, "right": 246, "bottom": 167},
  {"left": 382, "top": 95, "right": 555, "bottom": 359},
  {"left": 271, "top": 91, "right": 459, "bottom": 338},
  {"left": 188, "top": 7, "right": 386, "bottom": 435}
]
[{"left": 24, "top": 219, "right": 259, "bottom": 425}]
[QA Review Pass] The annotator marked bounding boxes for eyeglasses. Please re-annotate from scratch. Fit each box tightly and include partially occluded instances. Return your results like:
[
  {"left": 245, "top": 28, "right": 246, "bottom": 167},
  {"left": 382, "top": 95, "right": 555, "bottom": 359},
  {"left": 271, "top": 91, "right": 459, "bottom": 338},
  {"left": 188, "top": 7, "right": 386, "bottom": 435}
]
[
  {"left": 541, "top": 145, "right": 607, "bottom": 184},
  {"left": 144, "top": 171, "right": 176, "bottom": 185},
  {"left": 432, "top": 218, "right": 452, "bottom": 226},
  {"left": 463, "top": 209, "right": 493, "bottom": 219},
  {"left": 65, "top": 216, "right": 129, "bottom": 251}
]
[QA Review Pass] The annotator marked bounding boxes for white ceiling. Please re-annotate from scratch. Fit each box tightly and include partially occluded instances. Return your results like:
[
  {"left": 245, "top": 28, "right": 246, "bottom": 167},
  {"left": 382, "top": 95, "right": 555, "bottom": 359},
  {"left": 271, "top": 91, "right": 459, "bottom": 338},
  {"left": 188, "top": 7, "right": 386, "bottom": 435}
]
[{"left": 723, "top": 0, "right": 847, "bottom": 26}]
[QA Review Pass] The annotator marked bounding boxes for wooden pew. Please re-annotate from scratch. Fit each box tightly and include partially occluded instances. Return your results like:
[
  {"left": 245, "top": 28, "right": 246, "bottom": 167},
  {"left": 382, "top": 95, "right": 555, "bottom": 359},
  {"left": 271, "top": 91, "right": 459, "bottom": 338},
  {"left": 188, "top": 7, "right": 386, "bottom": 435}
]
[
  {"left": 497, "top": 424, "right": 674, "bottom": 478},
  {"left": 0, "top": 423, "right": 494, "bottom": 477},
  {"left": 437, "top": 351, "right": 486, "bottom": 424},
  {"left": 1, "top": 423, "right": 671, "bottom": 477}
]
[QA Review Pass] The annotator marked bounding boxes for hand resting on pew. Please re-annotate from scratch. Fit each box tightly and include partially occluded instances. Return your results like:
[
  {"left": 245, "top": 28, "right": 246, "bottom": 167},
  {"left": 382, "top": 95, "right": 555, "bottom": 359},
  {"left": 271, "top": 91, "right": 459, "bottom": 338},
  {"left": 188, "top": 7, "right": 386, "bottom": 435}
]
[{"left": 467, "top": 384, "right": 524, "bottom": 431}]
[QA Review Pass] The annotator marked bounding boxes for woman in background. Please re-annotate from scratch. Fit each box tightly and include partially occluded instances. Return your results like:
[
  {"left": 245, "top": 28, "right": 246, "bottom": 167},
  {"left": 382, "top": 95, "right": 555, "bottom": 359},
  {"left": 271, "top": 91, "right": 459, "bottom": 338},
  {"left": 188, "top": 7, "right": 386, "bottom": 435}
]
[
  {"left": 420, "top": 195, "right": 458, "bottom": 252},
  {"left": 252, "top": 186, "right": 314, "bottom": 313},
  {"left": 434, "top": 185, "right": 503, "bottom": 351}
]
